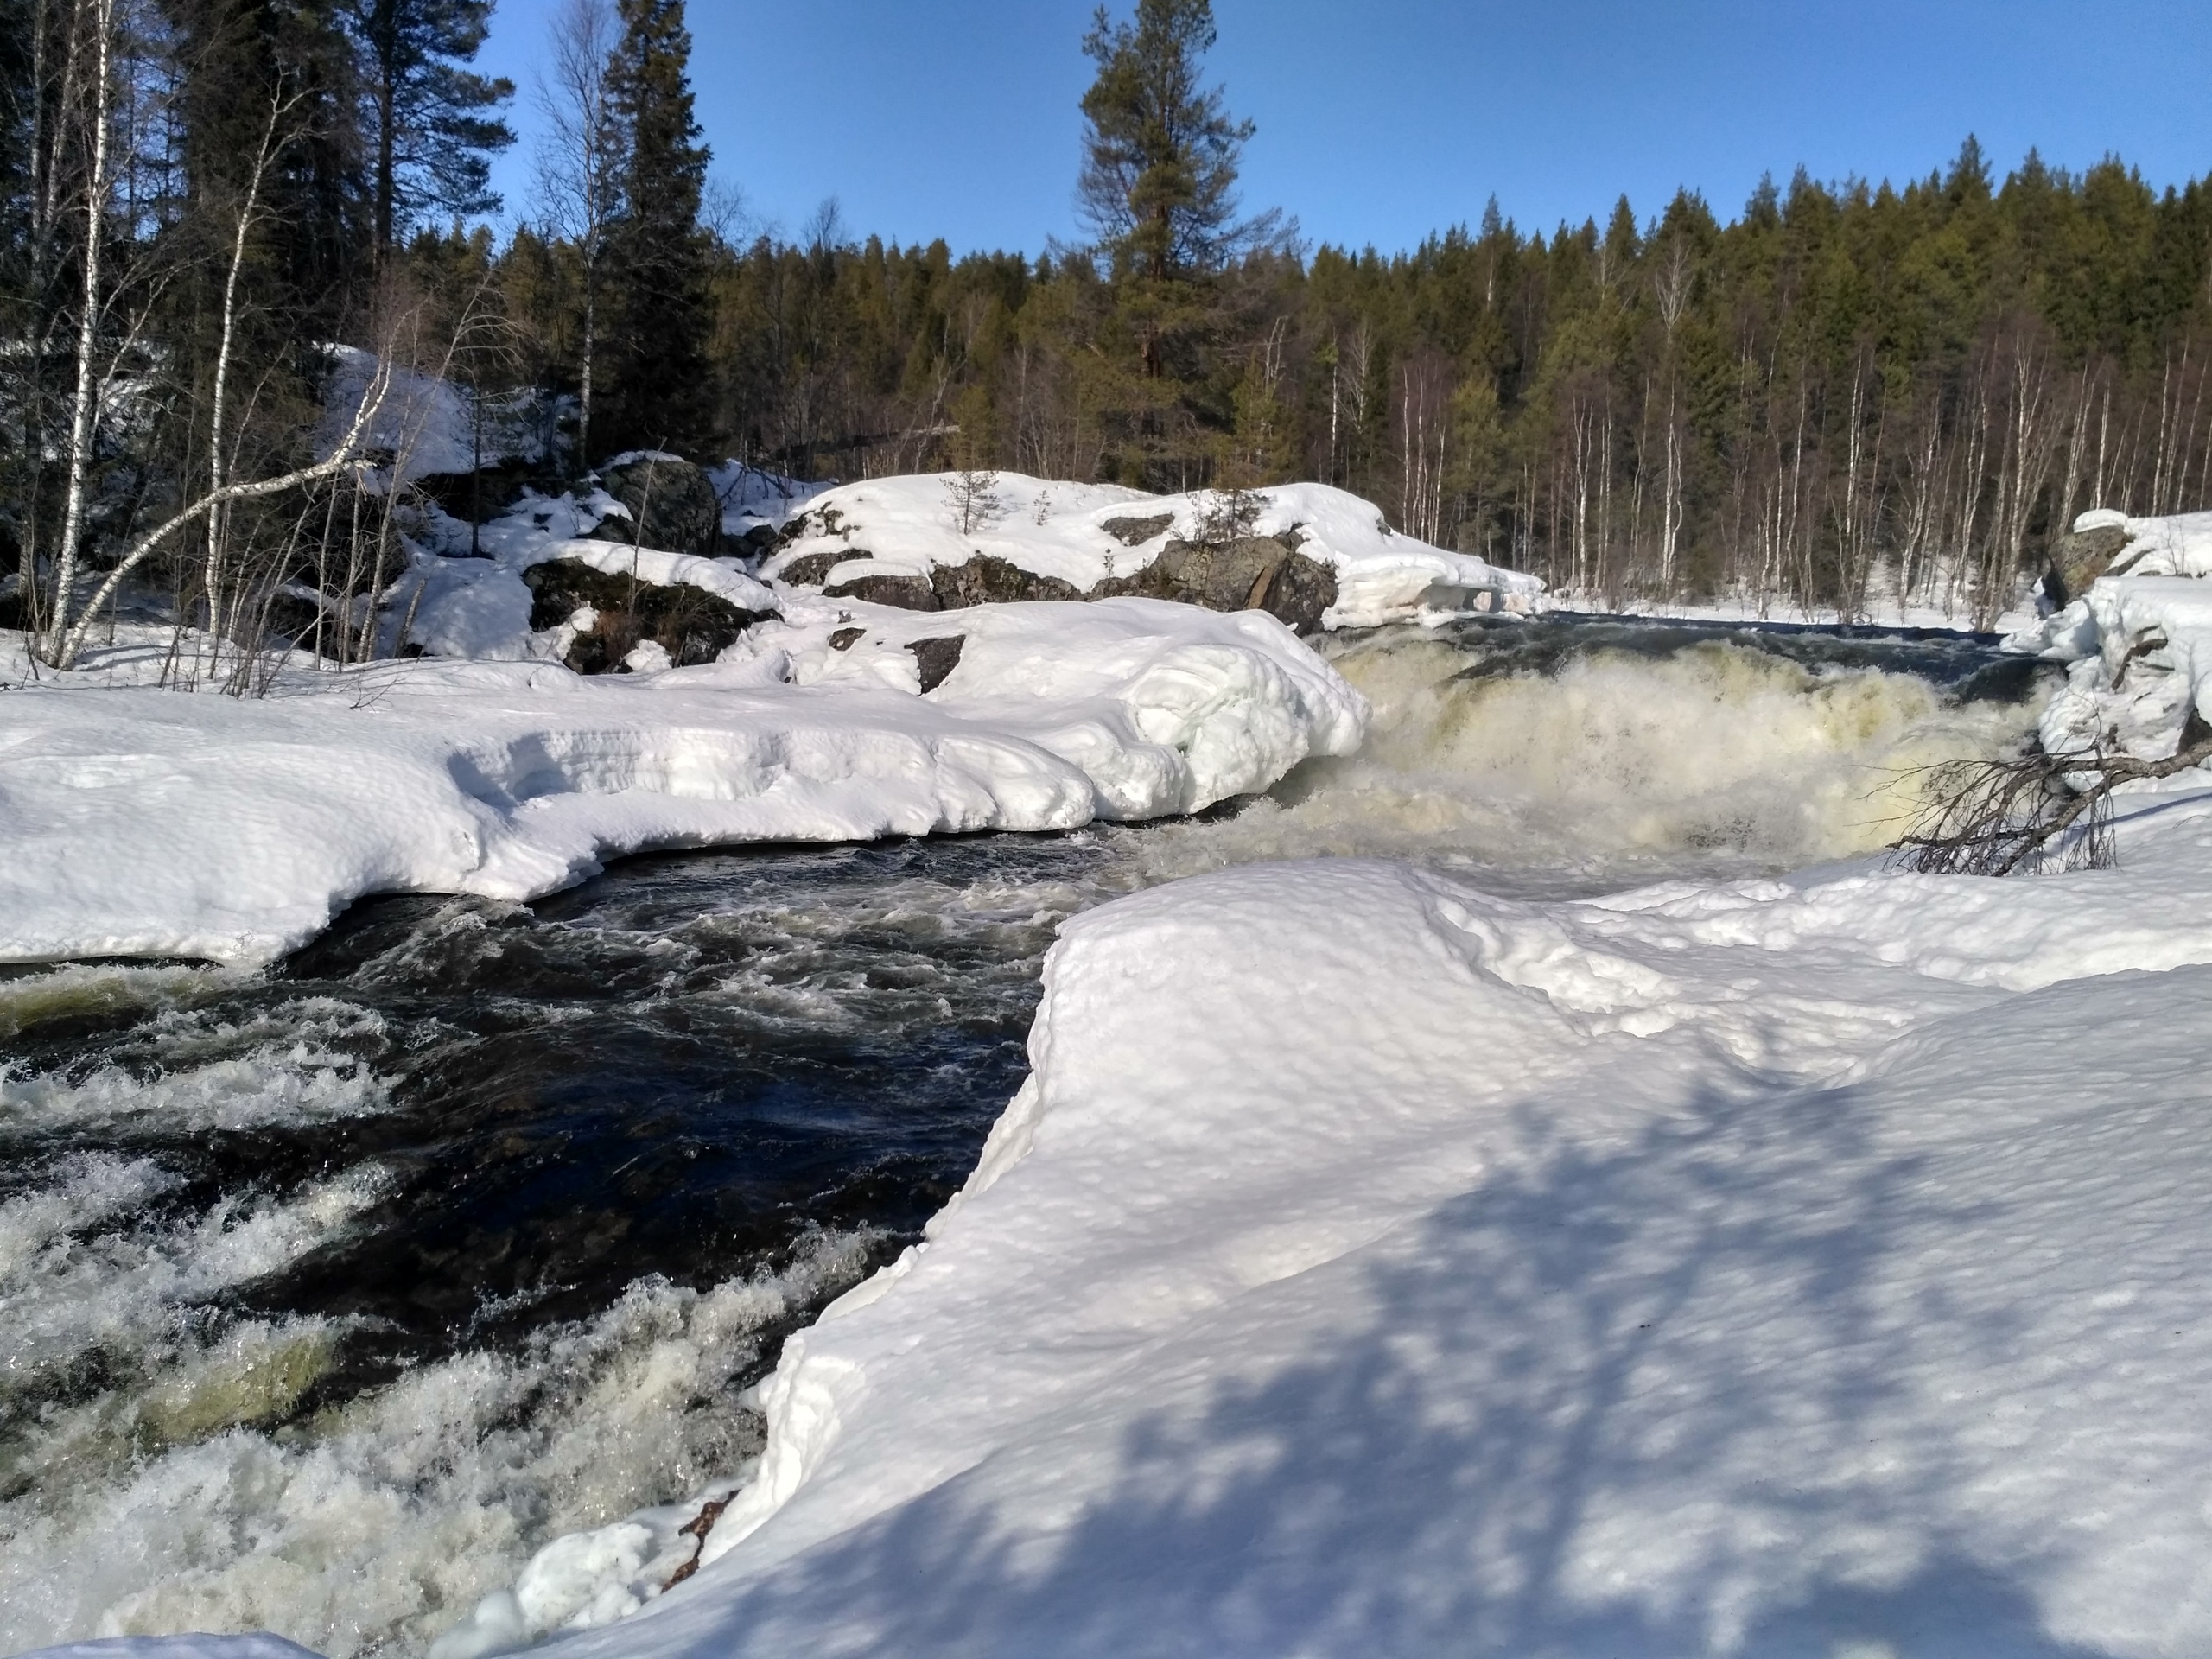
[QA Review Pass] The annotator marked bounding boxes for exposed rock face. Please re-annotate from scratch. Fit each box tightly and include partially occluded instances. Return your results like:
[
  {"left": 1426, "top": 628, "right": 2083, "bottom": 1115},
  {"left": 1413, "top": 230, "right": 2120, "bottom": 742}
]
[
  {"left": 780, "top": 549, "right": 861, "bottom": 587},
  {"left": 1098, "top": 537, "right": 1338, "bottom": 633},
  {"left": 2043, "top": 521, "right": 2136, "bottom": 608},
  {"left": 523, "top": 557, "right": 772, "bottom": 673},
  {"left": 1100, "top": 513, "right": 1174, "bottom": 547},
  {"left": 823, "top": 570, "right": 940, "bottom": 610},
  {"left": 806, "top": 537, "right": 1337, "bottom": 632},
  {"left": 590, "top": 454, "right": 722, "bottom": 559},
  {"left": 908, "top": 634, "right": 965, "bottom": 693},
  {"left": 929, "top": 554, "right": 1084, "bottom": 607}
]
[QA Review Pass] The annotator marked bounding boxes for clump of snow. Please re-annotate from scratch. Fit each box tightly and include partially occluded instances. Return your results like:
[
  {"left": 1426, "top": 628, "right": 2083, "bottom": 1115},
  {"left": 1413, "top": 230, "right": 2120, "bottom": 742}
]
[
  {"left": 760, "top": 474, "right": 1542, "bottom": 628},
  {"left": 2008, "top": 510, "right": 2212, "bottom": 764},
  {"left": 435, "top": 785, "right": 2212, "bottom": 1659},
  {"left": 0, "top": 598, "right": 1365, "bottom": 965}
]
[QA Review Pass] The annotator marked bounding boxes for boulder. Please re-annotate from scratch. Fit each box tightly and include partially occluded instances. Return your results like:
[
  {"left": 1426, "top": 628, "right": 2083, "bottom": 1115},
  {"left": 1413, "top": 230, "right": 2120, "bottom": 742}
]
[
  {"left": 908, "top": 634, "right": 965, "bottom": 693},
  {"left": 823, "top": 570, "right": 940, "bottom": 610},
  {"left": 780, "top": 549, "right": 861, "bottom": 587},
  {"left": 1100, "top": 512, "right": 1175, "bottom": 547},
  {"left": 590, "top": 454, "right": 722, "bottom": 559},
  {"left": 1102, "top": 536, "right": 1338, "bottom": 633},
  {"left": 930, "top": 554, "right": 1085, "bottom": 607},
  {"left": 2042, "top": 520, "right": 2136, "bottom": 609},
  {"left": 523, "top": 557, "right": 771, "bottom": 674}
]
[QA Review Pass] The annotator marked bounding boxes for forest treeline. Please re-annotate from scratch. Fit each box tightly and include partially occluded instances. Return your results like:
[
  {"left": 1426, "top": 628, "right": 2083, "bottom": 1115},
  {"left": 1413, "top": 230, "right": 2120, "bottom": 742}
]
[{"left": 10, "top": 0, "right": 2212, "bottom": 675}]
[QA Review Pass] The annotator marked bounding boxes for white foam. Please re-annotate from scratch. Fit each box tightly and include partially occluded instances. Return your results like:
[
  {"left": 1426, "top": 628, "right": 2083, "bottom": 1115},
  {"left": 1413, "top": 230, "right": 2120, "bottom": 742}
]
[{"left": 0, "top": 1230, "right": 882, "bottom": 1659}]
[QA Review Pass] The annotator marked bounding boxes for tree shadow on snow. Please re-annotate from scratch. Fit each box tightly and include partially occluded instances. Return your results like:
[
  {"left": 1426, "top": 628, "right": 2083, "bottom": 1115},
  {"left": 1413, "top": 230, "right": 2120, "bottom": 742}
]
[{"left": 633, "top": 1073, "right": 2119, "bottom": 1658}]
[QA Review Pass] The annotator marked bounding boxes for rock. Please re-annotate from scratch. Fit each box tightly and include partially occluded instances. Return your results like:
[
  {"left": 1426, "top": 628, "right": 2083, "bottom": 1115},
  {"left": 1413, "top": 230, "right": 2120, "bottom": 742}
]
[
  {"left": 523, "top": 557, "right": 771, "bottom": 674},
  {"left": 2042, "top": 521, "right": 2136, "bottom": 609},
  {"left": 829, "top": 627, "right": 865, "bottom": 651},
  {"left": 787, "top": 533, "right": 1337, "bottom": 633},
  {"left": 412, "top": 459, "right": 559, "bottom": 525},
  {"left": 1102, "top": 536, "right": 1338, "bottom": 633},
  {"left": 779, "top": 550, "right": 857, "bottom": 587},
  {"left": 823, "top": 570, "right": 940, "bottom": 611},
  {"left": 908, "top": 635, "right": 965, "bottom": 693},
  {"left": 1100, "top": 513, "right": 1175, "bottom": 547},
  {"left": 931, "top": 554, "right": 1085, "bottom": 607},
  {"left": 590, "top": 454, "right": 722, "bottom": 559}
]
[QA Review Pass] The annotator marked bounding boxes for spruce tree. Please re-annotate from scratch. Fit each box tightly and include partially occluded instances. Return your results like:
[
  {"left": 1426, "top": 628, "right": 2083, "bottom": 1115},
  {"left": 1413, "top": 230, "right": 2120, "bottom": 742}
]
[
  {"left": 597, "top": 0, "right": 712, "bottom": 459},
  {"left": 340, "top": 0, "right": 515, "bottom": 256}
]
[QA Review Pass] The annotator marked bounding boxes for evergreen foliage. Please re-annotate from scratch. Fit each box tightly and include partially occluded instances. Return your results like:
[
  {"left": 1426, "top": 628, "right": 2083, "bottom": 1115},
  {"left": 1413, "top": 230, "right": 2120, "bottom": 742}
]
[
  {"left": 594, "top": 0, "right": 709, "bottom": 459},
  {"left": 340, "top": 0, "right": 515, "bottom": 253}
]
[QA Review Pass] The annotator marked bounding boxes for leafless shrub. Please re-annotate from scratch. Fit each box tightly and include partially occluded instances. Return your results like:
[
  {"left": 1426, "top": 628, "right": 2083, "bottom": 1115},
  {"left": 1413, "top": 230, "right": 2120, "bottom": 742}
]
[{"left": 1891, "top": 733, "right": 2212, "bottom": 875}]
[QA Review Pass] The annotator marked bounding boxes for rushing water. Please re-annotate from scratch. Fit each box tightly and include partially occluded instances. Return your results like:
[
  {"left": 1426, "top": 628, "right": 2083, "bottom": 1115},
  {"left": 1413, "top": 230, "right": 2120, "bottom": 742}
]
[{"left": 0, "top": 616, "right": 2057, "bottom": 1658}]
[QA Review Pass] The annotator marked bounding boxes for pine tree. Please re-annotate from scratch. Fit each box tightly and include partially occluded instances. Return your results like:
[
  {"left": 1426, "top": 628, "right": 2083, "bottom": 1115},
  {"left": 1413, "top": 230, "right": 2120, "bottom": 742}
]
[
  {"left": 340, "top": 0, "right": 514, "bottom": 257},
  {"left": 1076, "top": 0, "right": 1262, "bottom": 282},
  {"left": 597, "top": 0, "right": 712, "bottom": 459}
]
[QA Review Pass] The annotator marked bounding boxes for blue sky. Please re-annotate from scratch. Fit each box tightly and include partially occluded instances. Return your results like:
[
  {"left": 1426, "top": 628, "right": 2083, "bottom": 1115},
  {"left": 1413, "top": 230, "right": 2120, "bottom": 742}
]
[{"left": 475, "top": 0, "right": 2212, "bottom": 255}]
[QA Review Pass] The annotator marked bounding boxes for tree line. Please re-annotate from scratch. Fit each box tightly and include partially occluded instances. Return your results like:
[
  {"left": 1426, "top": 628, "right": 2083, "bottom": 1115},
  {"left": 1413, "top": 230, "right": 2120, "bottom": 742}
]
[{"left": 10, "top": 0, "right": 2212, "bottom": 678}]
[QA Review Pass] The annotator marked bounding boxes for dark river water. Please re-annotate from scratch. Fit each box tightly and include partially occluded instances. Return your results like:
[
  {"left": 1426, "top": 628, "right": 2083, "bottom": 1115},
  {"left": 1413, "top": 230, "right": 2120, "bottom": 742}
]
[{"left": 0, "top": 616, "right": 2056, "bottom": 1658}]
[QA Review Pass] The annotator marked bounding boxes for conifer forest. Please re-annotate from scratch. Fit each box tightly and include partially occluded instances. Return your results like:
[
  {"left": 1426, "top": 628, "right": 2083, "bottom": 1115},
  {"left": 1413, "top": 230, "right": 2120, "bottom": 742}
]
[{"left": 11, "top": 0, "right": 2212, "bottom": 659}]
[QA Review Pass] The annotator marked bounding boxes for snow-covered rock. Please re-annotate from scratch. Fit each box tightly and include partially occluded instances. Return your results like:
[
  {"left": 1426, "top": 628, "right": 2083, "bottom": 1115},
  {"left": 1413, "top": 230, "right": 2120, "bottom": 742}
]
[
  {"left": 760, "top": 474, "right": 1542, "bottom": 630},
  {"left": 0, "top": 599, "right": 1365, "bottom": 965},
  {"left": 2008, "top": 509, "right": 2212, "bottom": 762}
]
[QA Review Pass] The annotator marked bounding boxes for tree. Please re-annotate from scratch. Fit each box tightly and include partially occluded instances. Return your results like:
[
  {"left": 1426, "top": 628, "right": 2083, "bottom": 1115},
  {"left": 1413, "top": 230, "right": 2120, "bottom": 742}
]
[
  {"left": 531, "top": 0, "right": 618, "bottom": 468},
  {"left": 597, "top": 0, "right": 712, "bottom": 458},
  {"left": 341, "top": 0, "right": 514, "bottom": 257},
  {"left": 1076, "top": 0, "right": 1266, "bottom": 282}
]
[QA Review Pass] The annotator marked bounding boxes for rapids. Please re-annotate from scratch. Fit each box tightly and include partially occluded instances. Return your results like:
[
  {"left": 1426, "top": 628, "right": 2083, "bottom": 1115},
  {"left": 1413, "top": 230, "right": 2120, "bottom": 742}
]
[{"left": 0, "top": 615, "right": 2055, "bottom": 1659}]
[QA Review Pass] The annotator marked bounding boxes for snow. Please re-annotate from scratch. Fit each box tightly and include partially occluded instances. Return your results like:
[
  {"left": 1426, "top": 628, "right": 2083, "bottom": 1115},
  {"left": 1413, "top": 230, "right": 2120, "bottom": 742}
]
[
  {"left": 2007, "top": 511, "right": 2212, "bottom": 763},
  {"left": 319, "top": 346, "right": 544, "bottom": 486},
  {"left": 759, "top": 474, "right": 1543, "bottom": 628},
  {"left": 423, "top": 784, "right": 2212, "bottom": 1659},
  {"left": 0, "top": 599, "right": 1365, "bottom": 965}
]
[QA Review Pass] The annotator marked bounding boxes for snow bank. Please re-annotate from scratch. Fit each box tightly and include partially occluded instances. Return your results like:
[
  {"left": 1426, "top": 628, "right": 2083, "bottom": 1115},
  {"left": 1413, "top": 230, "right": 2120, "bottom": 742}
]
[
  {"left": 2009, "top": 510, "right": 2212, "bottom": 763},
  {"left": 760, "top": 474, "right": 1542, "bottom": 628},
  {"left": 320, "top": 346, "right": 544, "bottom": 486},
  {"left": 0, "top": 600, "right": 1364, "bottom": 965},
  {"left": 429, "top": 785, "right": 2212, "bottom": 1658}
]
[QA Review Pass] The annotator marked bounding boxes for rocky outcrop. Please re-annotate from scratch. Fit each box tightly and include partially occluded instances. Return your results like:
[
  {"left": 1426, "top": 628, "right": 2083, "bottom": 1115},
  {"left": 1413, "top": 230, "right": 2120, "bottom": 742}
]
[
  {"left": 1100, "top": 513, "right": 1174, "bottom": 547},
  {"left": 803, "top": 537, "right": 1338, "bottom": 632},
  {"left": 523, "top": 557, "right": 772, "bottom": 673},
  {"left": 1098, "top": 537, "right": 1338, "bottom": 633},
  {"left": 2042, "top": 520, "right": 2137, "bottom": 608},
  {"left": 411, "top": 458, "right": 561, "bottom": 525},
  {"left": 589, "top": 454, "right": 722, "bottom": 560}
]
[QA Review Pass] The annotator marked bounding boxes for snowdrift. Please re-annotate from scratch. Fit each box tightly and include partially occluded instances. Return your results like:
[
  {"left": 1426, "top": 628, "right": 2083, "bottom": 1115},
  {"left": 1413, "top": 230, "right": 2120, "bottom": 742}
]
[
  {"left": 0, "top": 600, "right": 1364, "bottom": 965},
  {"left": 431, "top": 789, "right": 2212, "bottom": 1659}
]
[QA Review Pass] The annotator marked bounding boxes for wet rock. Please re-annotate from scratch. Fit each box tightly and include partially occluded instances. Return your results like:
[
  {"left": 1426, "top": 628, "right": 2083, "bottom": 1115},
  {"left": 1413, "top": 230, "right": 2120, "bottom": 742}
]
[
  {"left": 908, "top": 634, "right": 965, "bottom": 693},
  {"left": 590, "top": 454, "right": 722, "bottom": 558},
  {"left": 2042, "top": 521, "right": 2136, "bottom": 609},
  {"left": 524, "top": 557, "right": 772, "bottom": 673},
  {"left": 1100, "top": 513, "right": 1175, "bottom": 547}
]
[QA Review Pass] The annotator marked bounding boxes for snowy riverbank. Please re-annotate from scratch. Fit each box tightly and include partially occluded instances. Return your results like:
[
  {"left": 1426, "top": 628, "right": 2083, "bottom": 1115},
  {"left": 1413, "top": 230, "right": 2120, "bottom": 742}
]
[
  {"left": 436, "top": 780, "right": 2212, "bottom": 1659},
  {"left": 0, "top": 598, "right": 1363, "bottom": 964}
]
